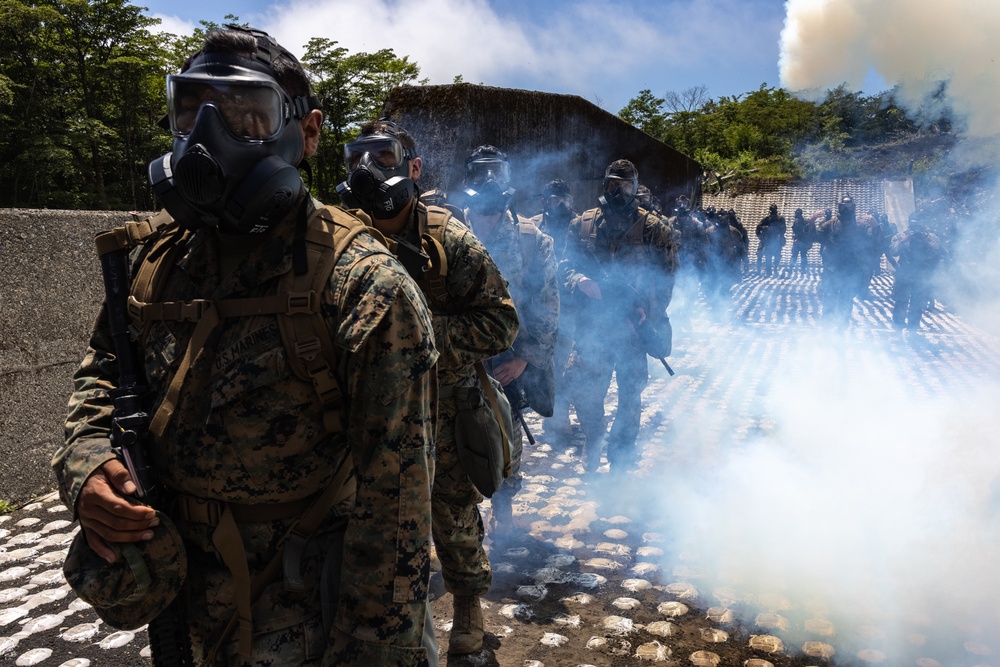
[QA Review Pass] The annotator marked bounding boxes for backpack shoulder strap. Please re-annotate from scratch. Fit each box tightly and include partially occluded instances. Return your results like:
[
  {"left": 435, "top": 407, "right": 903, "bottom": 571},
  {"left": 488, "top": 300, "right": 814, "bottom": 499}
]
[
  {"left": 418, "top": 205, "right": 452, "bottom": 306},
  {"left": 515, "top": 215, "right": 542, "bottom": 268},
  {"left": 579, "top": 208, "right": 599, "bottom": 244},
  {"left": 578, "top": 208, "right": 602, "bottom": 258},
  {"left": 277, "top": 204, "right": 370, "bottom": 433},
  {"left": 629, "top": 208, "right": 651, "bottom": 244},
  {"left": 120, "top": 211, "right": 190, "bottom": 343},
  {"left": 127, "top": 205, "right": 369, "bottom": 435}
]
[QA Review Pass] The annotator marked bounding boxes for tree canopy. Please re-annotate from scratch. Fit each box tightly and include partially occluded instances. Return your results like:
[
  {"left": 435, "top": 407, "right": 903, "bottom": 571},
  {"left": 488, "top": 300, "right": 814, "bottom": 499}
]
[{"left": 619, "top": 83, "right": 950, "bottom": 189}]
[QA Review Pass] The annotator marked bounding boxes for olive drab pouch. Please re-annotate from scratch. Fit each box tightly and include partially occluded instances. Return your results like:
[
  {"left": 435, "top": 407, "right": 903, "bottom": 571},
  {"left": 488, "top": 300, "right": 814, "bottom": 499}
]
[
  {"left": 519, "top": 358, "right": 555, "bottom": 418},
  {"left": 636, "top": 313, "right": 672, "bottom": 359},
  {"left": 453, "top": 363, "right": 514, "bottom": 498}
]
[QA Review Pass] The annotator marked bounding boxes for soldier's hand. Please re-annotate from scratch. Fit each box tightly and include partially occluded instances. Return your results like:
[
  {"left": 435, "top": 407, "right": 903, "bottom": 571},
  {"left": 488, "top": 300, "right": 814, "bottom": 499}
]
[
  {"left": 76, "top": 459, "right": 158, "bottom": 564},
  {"left": 494, "top": 357, "right": 527, "bottom": 386},
  {"left": 578, "top": 278, "right": 602, "bottom": 300}
]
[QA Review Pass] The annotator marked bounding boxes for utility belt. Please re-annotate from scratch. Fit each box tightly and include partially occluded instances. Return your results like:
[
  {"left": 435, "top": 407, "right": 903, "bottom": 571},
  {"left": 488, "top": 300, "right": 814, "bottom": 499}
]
[
  {"left": 169, "top": 455, "right": 356, "bottom": 662},
  {"left": 174, "top": 493, "right": 321, "bottom": 527}
]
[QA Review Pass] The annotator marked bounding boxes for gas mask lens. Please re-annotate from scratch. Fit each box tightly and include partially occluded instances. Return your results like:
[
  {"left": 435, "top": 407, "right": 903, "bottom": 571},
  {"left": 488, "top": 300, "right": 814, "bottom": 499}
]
[
  {"left": 465, "top": 159, "right": 511, "bottom": 188},
  {"left": 605, "top": 177, "right": 636, "bottom": 196},
  {"left": 546, "top": 194, "right": 572, "bottom": 208},
  {"left": 344, "top": 136, "right": 406, "bottom": 173},
  {"left": 167, "top": 76, "right": 288, "bottom": 141}
]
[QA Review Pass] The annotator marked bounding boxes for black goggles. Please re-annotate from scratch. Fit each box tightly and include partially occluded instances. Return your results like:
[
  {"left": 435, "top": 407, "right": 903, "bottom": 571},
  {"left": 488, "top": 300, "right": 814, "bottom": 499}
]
[
  {"left": 465, "top": 159, "right": 511, "bottom": 187},
  {"left": 344, "top": 135, "right": 409, "bottom": 172}
]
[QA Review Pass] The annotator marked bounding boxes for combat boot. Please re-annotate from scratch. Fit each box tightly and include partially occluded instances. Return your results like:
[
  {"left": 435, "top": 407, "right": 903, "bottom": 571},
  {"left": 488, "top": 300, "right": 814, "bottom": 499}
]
[{"left": 449, "top": 595, "right": 484, "bottom": 655}]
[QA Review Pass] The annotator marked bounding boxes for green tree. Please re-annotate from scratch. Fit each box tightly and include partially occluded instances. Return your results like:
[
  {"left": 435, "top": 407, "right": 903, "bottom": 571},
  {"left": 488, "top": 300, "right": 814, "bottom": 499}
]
[
  {"left": 0, "top": 0, "right": 172, "bottom": 209},
  {"left": 618, "top": 89, "right": 667, "bottom": 138}
]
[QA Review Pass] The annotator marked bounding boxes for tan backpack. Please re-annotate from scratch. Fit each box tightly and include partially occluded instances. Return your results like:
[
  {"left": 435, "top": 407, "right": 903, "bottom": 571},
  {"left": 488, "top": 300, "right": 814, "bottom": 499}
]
[{"left": 96, "top": 204, "right": 372, "bottom": 438}]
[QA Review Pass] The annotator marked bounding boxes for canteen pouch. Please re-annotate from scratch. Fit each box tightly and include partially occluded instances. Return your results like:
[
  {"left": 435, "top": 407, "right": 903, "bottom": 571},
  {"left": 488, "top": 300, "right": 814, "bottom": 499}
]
[{"left": 453, "top": 378, "right": 514, "bottom": 498}]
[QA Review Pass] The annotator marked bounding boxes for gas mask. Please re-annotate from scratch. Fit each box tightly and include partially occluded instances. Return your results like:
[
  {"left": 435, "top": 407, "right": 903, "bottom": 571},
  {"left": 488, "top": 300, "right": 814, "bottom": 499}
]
[
  {"left": 838, "top": 197, "right": 856, "bottom": 220},
  {"left": 336, "top": 133, "right": 416, "bottom": 220},
  {"left": 148, "top": 49, "right": 315, "bottom": 235},
  {"left": 545, "top": 195, "right": 574, "bottom": 223},
  {"left": 464, "top": 157, "right": 514, "bottom": 216},
  {"left": 599, "top": 175, "right": 639, "bottom": 217}
]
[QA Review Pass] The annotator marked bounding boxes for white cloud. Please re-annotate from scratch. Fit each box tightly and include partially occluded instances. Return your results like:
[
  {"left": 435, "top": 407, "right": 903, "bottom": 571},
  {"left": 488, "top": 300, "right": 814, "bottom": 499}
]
[
  {"left": 252, "top": 0, "right": 783, "bottom": 110},
  {"left": 148, "top": 14, "right": 199, "bottom": 39}
]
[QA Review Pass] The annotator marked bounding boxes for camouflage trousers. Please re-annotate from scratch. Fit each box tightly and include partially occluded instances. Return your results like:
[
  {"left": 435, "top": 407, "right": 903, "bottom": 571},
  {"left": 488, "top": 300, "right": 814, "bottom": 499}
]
[
  {"left": 567, "top": 332, "right": 648, "bottom": 469},
  {"left": 181, "top": 521, "right": 341, "bottom": 666},
  {"left": 432, "top": 397, "right": 492, "bottom": 597},
  {"left": 546, "top": 325, "right": 576, "bottom": 435},
  {"left": 177, "top": 515, "right": 436, "bottom": 666}
]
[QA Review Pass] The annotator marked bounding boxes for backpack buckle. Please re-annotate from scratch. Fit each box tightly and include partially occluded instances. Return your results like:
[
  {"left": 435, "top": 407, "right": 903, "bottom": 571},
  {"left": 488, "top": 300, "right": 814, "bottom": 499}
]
[
  {"left": 178, "top": 299, "right": 213, "bottom": 322},
  {"left": 286, "top": 291, "right": 318, "bottom": 315}
]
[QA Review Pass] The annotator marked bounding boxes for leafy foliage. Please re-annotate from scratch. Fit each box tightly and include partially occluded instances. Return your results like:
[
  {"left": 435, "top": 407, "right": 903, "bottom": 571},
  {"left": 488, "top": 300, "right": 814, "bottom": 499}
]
[
  {"left": 621, "top": 83, "right": 952, "bottom": 188},
  {"left": 302, "top": 38, "right": 425, "bottom": 202}
]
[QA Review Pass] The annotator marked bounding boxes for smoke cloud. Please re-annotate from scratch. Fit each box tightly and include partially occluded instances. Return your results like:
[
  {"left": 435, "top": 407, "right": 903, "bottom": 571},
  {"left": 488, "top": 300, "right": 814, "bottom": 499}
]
[
  {"left": 780, "top": 0, "right": 1000, "bottom": 142},
  {"left": 610, "top": 321, "right": 1000, "bottom": 659}
]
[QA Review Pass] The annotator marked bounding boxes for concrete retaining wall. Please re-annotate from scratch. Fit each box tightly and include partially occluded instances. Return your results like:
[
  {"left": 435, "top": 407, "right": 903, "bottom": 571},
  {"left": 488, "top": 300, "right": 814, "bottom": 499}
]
[{"left": 0, "top": 208, "right": 145, "bottom": 505}]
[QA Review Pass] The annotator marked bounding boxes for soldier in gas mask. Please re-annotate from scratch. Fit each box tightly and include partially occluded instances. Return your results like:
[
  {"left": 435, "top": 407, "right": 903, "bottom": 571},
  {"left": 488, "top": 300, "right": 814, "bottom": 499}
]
[
  {"left": 528, "top": 179, "right": 578, "bottom": 446},
  {"left": 339, "top": 122, "right": 519, "bottom": 657},
  {"left": 816, "top": 194, "right": 868, "bottom": 328},
  {"left": 560, "top": 159, "right": 677, "bottom": 473},
  {"left": 55, "top": 27, "right": 439, "bottom": 666},
  {"left": 463, "top": 146, "right": 560, "bottom": 536}
]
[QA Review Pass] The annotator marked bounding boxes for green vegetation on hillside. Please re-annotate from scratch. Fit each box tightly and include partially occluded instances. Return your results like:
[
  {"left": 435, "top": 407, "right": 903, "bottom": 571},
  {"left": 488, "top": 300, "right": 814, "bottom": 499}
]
[{"left": 619, "top": 83, "right": 956, "bottom": 190}]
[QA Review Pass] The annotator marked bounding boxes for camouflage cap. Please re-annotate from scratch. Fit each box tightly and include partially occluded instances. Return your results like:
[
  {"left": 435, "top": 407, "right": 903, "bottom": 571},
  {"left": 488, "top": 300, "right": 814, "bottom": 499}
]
[{"left": 64, "top": 510, "right": 187, "bottom": 630}]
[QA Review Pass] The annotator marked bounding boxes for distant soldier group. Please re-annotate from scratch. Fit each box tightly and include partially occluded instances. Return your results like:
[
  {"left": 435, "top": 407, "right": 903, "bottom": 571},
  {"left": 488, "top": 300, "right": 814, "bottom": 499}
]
[{"left": 673, "top": 195, "right": 945, "bottom": 332}]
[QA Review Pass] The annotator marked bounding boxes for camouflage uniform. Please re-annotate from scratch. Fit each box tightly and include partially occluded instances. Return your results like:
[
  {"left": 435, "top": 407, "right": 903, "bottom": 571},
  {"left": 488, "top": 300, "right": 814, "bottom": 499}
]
[
  {"left": 890, "top": 225, "right": 943, "bottom": 330},
  {"left": 665, "top": 207, "right": 706, "bottom": 329},
  {"left": 54, "top": 198, "right": 439, "bottom": 666},
  {"left": 467, "top": 208, "right": 560, "bottom": 492},
  {"left": 755, "top": 210, "right": 787, "bottom": 276},
  {"left": 531, "top": 208, "right": 576, "bottom": 439},
  {"left": 407, "top": 203, "right": 518, "bottom": 599},
  {"left": 560, "top": 205, "right": 676, "bottom": 470},
  {"left": 790, "top": 210, "right": 815, "bottom": 271},
  {"left": 703, "top": 213, "right": 744, "bottom": 308}
]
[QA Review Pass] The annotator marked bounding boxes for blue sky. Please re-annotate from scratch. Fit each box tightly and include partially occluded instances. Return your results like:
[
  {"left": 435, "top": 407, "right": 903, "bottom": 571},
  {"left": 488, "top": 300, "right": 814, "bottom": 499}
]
[{"left": 138, "top": 0, "right": 799, "bottom": 114}]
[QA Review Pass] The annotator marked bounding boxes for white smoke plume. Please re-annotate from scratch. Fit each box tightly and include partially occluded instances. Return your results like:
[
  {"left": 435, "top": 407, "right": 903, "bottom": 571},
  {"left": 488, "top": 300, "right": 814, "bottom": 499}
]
[{"left": 779, "top": 0, "right": 1000, "bottom": 142}]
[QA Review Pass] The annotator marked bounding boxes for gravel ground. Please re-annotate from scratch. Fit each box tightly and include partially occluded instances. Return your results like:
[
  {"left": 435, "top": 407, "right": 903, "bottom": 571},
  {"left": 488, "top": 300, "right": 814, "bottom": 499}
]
[{"left": 3, "top": 268, "right": 1000, "bottom": 666}]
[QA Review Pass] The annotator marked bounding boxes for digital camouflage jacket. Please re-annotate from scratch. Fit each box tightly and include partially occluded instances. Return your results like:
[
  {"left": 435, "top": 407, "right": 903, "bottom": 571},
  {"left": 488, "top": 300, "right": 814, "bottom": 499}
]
[
  {"left": 54, "top": 199, "right": 439, "bottom": 666},
  {"left": 413, "top": 203, "right": 518, "bottom": 386},
  {"left": 466, "top": 208, "right": 559, "bottom": 371},
  {"left": 561, "top": 205, "right": 677, "bottom": 318}
]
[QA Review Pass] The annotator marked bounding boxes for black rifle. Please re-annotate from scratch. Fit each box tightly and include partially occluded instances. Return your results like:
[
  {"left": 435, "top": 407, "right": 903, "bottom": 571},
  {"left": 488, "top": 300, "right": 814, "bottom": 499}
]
[
  {"left": 97, "top": 237, "right": 194, "bottom": 667},
  {"left": 501, "top": 377, "right": 536, "bottom": 446}
]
